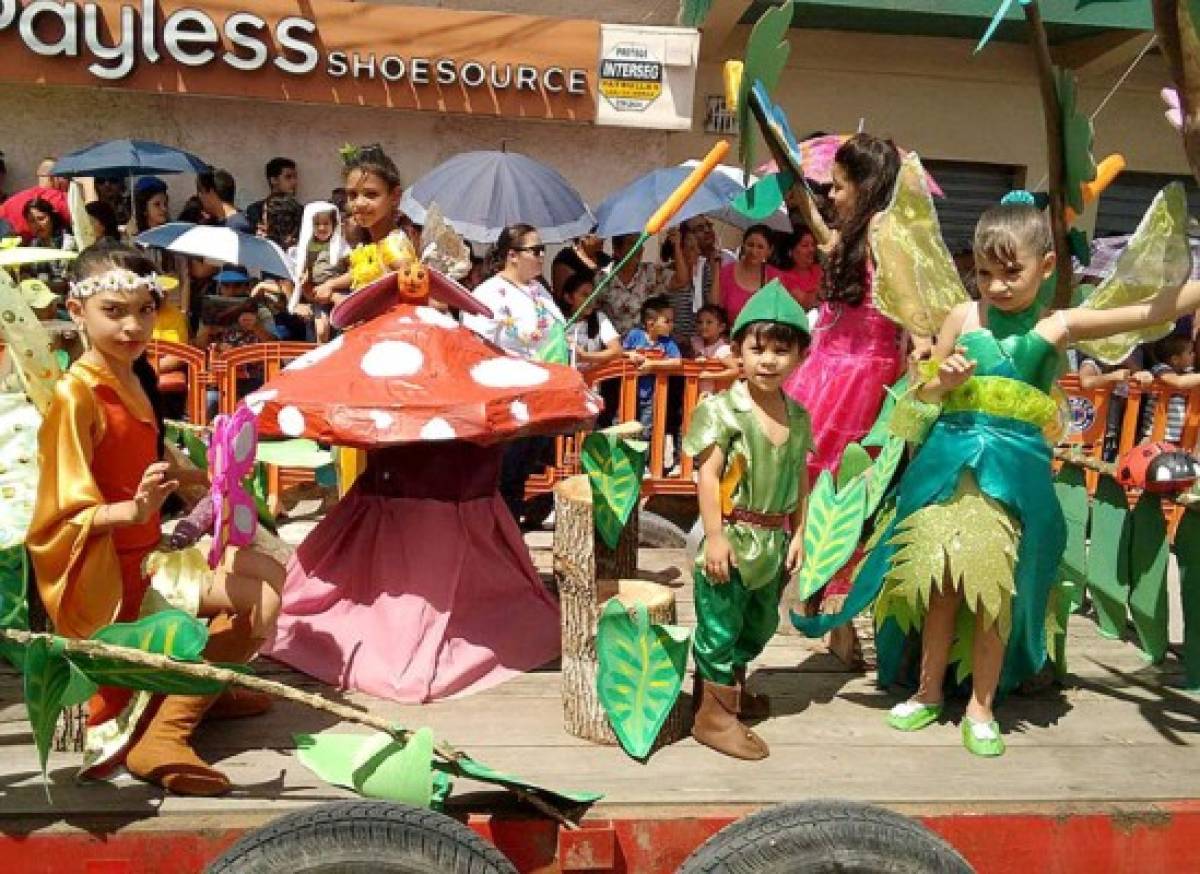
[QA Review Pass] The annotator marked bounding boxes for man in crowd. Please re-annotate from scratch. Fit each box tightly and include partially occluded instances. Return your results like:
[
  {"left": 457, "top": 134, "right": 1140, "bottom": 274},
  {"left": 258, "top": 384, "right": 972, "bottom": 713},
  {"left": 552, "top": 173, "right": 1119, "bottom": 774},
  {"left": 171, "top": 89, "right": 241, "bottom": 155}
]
[
  {"left": 245, "top": 157, "right": 299, "bottom": 232},
  {"left": 198, "top": 169, "right": 252, "bottom": 233}
]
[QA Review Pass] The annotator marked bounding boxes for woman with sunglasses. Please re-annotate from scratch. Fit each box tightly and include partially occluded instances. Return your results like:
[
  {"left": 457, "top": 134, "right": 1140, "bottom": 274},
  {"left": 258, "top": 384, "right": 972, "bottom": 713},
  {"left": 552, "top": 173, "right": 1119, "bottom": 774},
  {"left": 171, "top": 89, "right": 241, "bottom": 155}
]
[{"left": 464, "top": 224, "right": 567, "bottom": 525}]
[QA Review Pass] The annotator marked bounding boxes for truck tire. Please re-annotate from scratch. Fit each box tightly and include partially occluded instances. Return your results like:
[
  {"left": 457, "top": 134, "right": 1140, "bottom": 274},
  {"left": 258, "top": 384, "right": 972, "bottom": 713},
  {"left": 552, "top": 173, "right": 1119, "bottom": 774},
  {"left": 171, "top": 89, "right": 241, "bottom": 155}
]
[
  {"left": 676, "top": 801, "right": 973, "bottom": 874},
  {"left": 206, "top": 800, "right": 518, "bottom": 874}
]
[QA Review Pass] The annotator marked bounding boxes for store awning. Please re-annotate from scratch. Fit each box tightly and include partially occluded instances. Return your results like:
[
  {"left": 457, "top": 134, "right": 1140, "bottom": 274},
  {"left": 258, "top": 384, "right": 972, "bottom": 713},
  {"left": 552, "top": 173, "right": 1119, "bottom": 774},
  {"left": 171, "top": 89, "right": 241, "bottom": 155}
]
[{"left": 737, "top": 0, "right": 1152, "bottom": 45}]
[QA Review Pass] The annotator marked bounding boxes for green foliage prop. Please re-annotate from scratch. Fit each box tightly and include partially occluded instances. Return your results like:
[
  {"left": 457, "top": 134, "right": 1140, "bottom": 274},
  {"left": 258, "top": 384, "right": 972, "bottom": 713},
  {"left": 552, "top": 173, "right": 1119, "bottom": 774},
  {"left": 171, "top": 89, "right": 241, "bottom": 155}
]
[
  {"left": 595, "top": 599, "right": 691, "bottom": 760},
  {"left": 1173, "top": 511, "right": 1200, "bottom": 689},
  {"left": 1127, "top": 492, "right": 1170, "bottom": 663},
  {"left": 1087, "top": 475, "right": 1131, "bottom": 638},
  {"left": 794, "top": 470, "right": 867, "bottom": 600},
  {"left": 1054, "top": 465, "right": 1088, "bottom": 585},
  {"left": 738, "top": 0, "right": 794, "bottom": 173},
  {"left": 296, "top": 728, "right": 443, "bottom": 808},
  {"left": 581, "top": 429, "right": 648, "bottom": 550}
]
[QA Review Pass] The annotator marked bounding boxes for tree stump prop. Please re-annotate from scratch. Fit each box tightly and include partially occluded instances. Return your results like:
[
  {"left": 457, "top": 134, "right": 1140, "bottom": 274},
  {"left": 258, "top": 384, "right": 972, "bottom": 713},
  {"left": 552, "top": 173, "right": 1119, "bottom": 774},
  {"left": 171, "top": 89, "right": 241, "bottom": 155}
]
[{"left": 554, "top": 476, "right": 689, "bottom": 748}]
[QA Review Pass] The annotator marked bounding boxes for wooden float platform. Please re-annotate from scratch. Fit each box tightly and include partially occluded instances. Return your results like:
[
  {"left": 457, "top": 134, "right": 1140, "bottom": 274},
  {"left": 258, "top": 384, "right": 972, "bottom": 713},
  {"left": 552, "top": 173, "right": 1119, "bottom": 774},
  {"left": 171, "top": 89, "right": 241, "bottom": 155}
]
[{"left": 1, "top": 526, "right": 1198, "bottom": 873}]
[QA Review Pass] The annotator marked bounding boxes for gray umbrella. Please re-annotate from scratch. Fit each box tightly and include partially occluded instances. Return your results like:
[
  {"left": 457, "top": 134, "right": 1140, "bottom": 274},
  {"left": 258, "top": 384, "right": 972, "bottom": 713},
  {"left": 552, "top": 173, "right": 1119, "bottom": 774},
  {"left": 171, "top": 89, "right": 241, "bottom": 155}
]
[{"left": 399, "top": 151, "right": 593, "bottom": 244}]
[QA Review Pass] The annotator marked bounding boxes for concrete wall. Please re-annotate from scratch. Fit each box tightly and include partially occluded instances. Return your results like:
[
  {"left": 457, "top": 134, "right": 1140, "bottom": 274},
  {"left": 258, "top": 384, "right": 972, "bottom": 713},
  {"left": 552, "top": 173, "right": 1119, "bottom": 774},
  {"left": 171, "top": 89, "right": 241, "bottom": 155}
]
[{"left": 1, "top": 17, "right": 1190, "bottom": 238}]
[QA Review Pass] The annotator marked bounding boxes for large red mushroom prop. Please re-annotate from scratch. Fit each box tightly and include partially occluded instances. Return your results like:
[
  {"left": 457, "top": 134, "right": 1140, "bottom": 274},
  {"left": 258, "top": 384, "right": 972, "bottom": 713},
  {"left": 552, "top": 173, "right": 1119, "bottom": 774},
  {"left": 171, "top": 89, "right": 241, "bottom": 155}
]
[{"left": 251, "top": 285, "right": 599, "bottom": 703}]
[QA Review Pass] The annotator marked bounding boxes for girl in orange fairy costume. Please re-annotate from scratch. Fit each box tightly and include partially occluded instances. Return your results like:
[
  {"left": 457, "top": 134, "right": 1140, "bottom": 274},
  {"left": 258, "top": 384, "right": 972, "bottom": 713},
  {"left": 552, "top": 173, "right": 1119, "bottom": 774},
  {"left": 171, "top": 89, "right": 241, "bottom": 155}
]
[{"left": 26, "top": 242, "right": 286, "bottom": 797}]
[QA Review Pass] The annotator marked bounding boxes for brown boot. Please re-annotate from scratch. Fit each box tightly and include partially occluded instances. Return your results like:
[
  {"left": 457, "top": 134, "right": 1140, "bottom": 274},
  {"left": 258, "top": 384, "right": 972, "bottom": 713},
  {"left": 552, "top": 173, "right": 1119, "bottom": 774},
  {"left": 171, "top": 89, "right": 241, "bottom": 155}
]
[
  {"left": 732, "top": 665, "right": 770, "bottom": 720},
  {"left": 206, "top": 686, "right": 273, "bottom": 720},
  {"left": 125, "top": 611, "right": 263, "bottom": 796},
  {"left": 692, "top": 680, "right": 769, "bottom": 760}
]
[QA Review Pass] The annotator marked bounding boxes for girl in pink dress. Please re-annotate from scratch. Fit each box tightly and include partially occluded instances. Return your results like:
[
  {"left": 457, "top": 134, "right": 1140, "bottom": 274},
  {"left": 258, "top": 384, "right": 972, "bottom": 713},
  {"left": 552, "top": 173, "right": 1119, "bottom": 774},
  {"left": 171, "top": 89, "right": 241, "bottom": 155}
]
[
  {"left": 715, "top": 224, "right": 784, "bottom": 325},
  {"left": 784, "top": 135, "right": 904, "bottom": 478},
  {"left": 783, "top": 134, "right": 905, "bottom": 665}
]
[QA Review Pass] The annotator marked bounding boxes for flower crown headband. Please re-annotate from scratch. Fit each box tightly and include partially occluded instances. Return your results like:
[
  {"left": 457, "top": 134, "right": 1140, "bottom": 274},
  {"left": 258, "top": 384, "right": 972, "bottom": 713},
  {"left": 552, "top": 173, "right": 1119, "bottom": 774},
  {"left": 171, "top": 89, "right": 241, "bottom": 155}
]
[{"left": 68, "top": 268, "right": 163, "bottom": 302}]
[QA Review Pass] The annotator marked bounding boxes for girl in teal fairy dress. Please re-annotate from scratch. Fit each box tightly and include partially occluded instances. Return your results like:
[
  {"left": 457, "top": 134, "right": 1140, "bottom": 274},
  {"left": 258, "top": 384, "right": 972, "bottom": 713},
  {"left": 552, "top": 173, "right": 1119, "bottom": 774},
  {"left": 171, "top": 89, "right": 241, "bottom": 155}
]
[{"left": 798, "top": 195, "right": 1200, "bottom": 757}]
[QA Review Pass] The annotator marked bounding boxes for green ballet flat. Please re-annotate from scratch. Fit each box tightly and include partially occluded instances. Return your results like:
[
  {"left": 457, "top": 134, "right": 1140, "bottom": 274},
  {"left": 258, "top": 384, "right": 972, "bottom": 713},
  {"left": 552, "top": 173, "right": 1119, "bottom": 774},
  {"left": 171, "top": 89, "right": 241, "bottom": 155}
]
[
  {"left": 886, "top": 700, "right": 943, "bottom": 732},
  {"left": 961, "top": 717, "right": 1006, "bottom": 757}
]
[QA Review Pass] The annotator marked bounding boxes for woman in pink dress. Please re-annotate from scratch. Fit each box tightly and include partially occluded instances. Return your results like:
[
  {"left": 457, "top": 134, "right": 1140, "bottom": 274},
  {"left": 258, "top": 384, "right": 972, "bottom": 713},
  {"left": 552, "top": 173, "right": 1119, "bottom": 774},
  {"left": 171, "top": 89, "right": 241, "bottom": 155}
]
[
  {"left": 784, "top": 135, "right": 904, "bottom": 478},
  {"left": 714, "top": 224, "right": 783, "bottom": 324},
  {"left": 783, "top": 134, "right": 905, "bottom": 665},
  {"left": 776, "top": 228, "right": 823, "bottom": 310}
]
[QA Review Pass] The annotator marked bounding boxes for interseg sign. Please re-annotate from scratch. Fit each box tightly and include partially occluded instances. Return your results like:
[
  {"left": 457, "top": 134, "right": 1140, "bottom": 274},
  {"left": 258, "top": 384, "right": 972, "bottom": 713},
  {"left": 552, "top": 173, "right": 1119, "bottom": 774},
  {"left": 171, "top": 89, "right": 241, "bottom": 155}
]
[{"left": 0, "top": 0, "right": 599, "bottom": 121}]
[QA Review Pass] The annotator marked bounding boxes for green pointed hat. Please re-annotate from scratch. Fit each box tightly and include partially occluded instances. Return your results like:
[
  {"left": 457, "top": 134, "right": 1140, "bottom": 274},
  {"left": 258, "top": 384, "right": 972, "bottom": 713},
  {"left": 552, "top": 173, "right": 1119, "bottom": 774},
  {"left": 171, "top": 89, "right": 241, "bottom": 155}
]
[{"left": 731, "top": 279, "right": 810, "bottom": 339}]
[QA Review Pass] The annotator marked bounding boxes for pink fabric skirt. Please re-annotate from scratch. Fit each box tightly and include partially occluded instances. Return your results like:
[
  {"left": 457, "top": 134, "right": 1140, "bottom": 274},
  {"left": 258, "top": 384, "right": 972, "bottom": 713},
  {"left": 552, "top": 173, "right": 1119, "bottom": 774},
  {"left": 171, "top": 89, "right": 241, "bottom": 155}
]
[
  {"left": 264, "top": 442, "right": 561, "bottom": 703},
  {"left": 784, "top": 299, "right": 904, "bottom": 481}
]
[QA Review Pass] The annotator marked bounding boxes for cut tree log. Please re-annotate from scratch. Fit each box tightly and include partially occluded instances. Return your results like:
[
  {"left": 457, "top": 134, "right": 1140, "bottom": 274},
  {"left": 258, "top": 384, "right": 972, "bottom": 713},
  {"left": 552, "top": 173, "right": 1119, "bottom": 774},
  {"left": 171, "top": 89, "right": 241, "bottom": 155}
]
[{"left": 554, "top": 476, "right": 689, "bottom": 748}]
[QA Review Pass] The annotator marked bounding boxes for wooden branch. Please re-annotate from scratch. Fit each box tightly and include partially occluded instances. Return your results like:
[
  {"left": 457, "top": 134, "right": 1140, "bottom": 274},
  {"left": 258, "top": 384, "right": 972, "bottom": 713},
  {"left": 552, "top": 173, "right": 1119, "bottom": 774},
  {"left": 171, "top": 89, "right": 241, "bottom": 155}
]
[
  {"left": 1024, "top": 1, "right": 1075, "bottom": 311},
  {"left": 0, "top": 628, "right": 577, "bottom": 828},
  {"left": 1153, "top": 0, "right": 1200, "bottom": 184}
]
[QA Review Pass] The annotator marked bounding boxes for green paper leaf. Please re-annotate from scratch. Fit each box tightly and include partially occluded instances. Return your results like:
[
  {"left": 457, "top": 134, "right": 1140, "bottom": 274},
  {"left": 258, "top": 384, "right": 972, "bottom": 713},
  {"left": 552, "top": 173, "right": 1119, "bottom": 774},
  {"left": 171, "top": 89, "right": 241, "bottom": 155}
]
[
  {"left": 581, "top": 430, "right": 648, "bottom": 550},
  {"left": 1054, "top": 465, "right": 1088, "bottom": 584},
  {"left": 864, "top": 436, "right": 905, "bottom": 518},
  {"left": 837, "top": 443, "right": 871, "bottom": 491},
  {"left": 0, "top": 546, "right": 29, "bottom": 632},
  {"left": 679, "top": 0, "right": 713, "bottom": 28},
  {"left": 256, "top": 439, "right": 333, "bottom": 469},
  {"left": 1068, "top": 228, "right": 1091, "bottom": 267},
  {"left": 295, "top": 729, "right": 437, "bottom": 807},
  {"left": 180, "top": 428, "right": 209, "bottom": 472},
  {"left": 1087, "top": 475, "right": 1131, "bottom": 639},
  {"left": 23, "top": 637, "right": 73, "bottom": 784},
  {"left": 794, "top": 471, "right": 868, "bottom": 600},
  {"left": 595, "top": 599, "right": 690, "bottom": 760},
  {"left": 1049, "top": 580, "right": 1074, "bottom": 680},
  {"left": 535, "top": 324, "right": 569, "bottom": 365},
  {"left": 436, "top": 755, "right": 603, "bottom": 806},
  {"left": 1056, "top": 66, "right": 1097, "bottom": 215},
  {"left": 1173, "top": 512, "right": 1200, "bottom": 689},
  {"left": 70, "top": 611, "right": 229, "bottom": 695},
  {"left": 739, "top": 0, "right": 794, "bottom": 172},
  {"left": 1128, "top": 492, "right": 1169, "bottom": 663},
  {"left": 863, "top": 376, "right": 908, "bottom": 448},
  {"left": 731, "top": 171, "right": 794, "bottom": 222}
]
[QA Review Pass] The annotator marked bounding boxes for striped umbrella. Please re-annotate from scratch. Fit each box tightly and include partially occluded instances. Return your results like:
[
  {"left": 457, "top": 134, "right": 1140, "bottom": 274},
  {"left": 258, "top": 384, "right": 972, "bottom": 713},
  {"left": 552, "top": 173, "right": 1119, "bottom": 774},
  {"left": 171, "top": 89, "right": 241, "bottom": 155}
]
[{"left": 136, "top": 223, "right": 295, "bottom": 281}]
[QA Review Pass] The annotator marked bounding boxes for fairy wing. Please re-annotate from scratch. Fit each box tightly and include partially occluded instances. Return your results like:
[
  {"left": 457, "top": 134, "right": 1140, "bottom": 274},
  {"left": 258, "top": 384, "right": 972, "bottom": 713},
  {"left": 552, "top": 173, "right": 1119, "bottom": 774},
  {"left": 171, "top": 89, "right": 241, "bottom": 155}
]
[
  {"left": 206, "top": 406, "right": 259, "bottom": 567},
  {"left": 868, "top": 153, "right": 971, "bottom": 338},
  {"left": 0, "top": 268, "right": 62, "bottom": 415},
  {"left": 1074, "top": 183, "right": 1191, "bottom": 365},
  {"left": 419, "top": 203, "right": 472, "bottom": 280}
]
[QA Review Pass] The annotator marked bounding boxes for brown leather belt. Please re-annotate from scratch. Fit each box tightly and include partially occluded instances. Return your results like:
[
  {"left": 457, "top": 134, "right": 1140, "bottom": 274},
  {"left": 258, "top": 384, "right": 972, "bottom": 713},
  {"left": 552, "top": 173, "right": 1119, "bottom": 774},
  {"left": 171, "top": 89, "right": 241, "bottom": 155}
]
[{"left": 724, "top": 507, "right": 790, "bottom": 529}]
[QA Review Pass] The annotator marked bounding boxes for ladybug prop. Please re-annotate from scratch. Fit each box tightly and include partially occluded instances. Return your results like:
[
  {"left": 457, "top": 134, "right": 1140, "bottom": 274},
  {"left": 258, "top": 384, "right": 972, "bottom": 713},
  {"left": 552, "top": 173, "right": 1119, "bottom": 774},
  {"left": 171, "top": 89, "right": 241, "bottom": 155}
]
[{"left": 1116, "top": 442, "right": 1200, "bottom": 494}]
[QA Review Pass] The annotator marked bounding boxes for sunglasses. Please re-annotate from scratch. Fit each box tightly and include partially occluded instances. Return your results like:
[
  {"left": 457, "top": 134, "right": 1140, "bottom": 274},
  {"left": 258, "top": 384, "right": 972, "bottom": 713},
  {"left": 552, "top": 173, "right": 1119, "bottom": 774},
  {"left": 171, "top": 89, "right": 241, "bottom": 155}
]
[{"left": 513, "top": 244, "right": 546, "bottom": 256}]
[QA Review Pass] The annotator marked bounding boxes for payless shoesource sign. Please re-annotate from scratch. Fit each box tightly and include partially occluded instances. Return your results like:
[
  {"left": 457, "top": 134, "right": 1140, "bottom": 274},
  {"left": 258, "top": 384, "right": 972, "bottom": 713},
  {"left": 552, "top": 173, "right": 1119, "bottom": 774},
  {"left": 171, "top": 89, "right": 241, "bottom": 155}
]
[{"left": 0, "top": 0, "right": 598, "bottom": 121}]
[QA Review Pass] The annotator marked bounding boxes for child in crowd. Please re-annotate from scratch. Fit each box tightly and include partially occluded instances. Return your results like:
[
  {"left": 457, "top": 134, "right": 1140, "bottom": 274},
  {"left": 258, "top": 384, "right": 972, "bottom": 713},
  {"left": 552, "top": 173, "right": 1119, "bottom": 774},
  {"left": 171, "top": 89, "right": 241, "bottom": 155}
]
[
  {"left": 196, "top": 268, "right": 274, "bottom": 418},
  {"left": 26, "top": 241, "right": 284, "bottom": 796},
  {"left": 1139, "top": 334, "right": 1200, "bottom": 444},
  {"left": 1078, "top": 353, "right": 1151, "bottom": 461},
  {"left": 691, "top": 303, "right": 739, "bottom": 396},
  {"left": 623, "top": 294, "right": 682, "bottom": 436},
  {"left": 560, "top": 271, "right": 623, "bottom": 370},
  {"left": 684, "top": 281, "right": 811, "bottom": 760},
  {"left": 291, "top": 201, "right": 349, "bottom": 343}
]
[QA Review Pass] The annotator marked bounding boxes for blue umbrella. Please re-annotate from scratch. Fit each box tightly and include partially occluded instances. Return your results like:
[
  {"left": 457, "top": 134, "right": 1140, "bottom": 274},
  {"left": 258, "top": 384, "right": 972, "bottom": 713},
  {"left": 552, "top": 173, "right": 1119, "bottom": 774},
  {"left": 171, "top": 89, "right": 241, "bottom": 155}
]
[
  {"left": 399, "top": 150, "right": 593, "bottom": 244},
  {"left": 594, "top": 167, "right": 747, "bottom": 239},
  {"left": 52, "top": 139, "right": 209, "bottom": 178},
  {"left": 136, "top": 223, "right": 294, "bottom": 281}
]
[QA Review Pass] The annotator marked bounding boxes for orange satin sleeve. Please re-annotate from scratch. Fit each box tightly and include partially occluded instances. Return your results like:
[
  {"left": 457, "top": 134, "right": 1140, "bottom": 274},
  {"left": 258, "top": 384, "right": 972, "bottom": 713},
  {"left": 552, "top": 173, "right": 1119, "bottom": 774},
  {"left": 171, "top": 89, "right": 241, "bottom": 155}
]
[{"left": 25, "top": 374, "right": 122, "bottom": 639}]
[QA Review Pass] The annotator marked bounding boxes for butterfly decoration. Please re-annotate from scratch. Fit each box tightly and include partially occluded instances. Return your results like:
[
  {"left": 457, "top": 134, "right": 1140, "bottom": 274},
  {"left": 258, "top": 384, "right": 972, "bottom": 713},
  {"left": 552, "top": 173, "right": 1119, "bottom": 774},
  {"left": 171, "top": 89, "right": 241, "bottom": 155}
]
[{"left": 207, "top": 404, "right": 259, "bottom": 569}]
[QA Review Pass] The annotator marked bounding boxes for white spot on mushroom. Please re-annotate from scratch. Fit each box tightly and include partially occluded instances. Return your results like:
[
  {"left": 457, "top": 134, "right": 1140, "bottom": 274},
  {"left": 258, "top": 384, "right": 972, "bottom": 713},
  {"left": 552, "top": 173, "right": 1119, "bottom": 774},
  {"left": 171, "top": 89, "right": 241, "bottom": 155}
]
[
  {"left": 286, "top": 335, "right": 344, "bottom": 370},
  {"left": 471, "top": 358, "right": 550, "bottom": 388},
  {"left": 1154, "top": 466, "right": 1173, "bottom": 482},
  {"left": 369, "top": 410, "right": 395, "bottom": 429},
  {"left": 420, "top": 417, "right": 456, "bottom": 440},
  {"left": 586, "top": 399, "right": 600, "bottom": 416},
  {"left": 277, "top": 405, "right": 306, "bottom": 437},
  {"left": 243, "top": 389, "right": 278, "bottom": 415},
  {"left": 361, "top": 340, "right": 424, "bottom": 377},
  {"left": 510, "top": 401, "right": 530, "bottom": 423},
  {"left": 416, "top": 306, "right": 459, "bottom": 330}
]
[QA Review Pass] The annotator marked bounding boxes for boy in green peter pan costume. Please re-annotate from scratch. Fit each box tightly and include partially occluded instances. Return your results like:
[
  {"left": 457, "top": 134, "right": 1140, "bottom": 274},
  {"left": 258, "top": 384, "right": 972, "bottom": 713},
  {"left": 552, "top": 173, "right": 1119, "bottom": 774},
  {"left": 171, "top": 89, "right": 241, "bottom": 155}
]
[{"left": 684, "top": 280, "right": 812, "bottom": 761}]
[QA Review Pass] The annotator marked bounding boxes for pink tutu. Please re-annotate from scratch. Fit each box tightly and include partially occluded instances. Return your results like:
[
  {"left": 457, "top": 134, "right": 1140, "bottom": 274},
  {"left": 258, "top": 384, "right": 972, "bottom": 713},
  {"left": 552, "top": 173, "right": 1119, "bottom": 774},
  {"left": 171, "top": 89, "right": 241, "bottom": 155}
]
[
  {"left": 264, "top": 442, "right": 561, "bottom": 703},
  {"left": 784, "top": 293, "right": 904, "bottom": 481}
]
